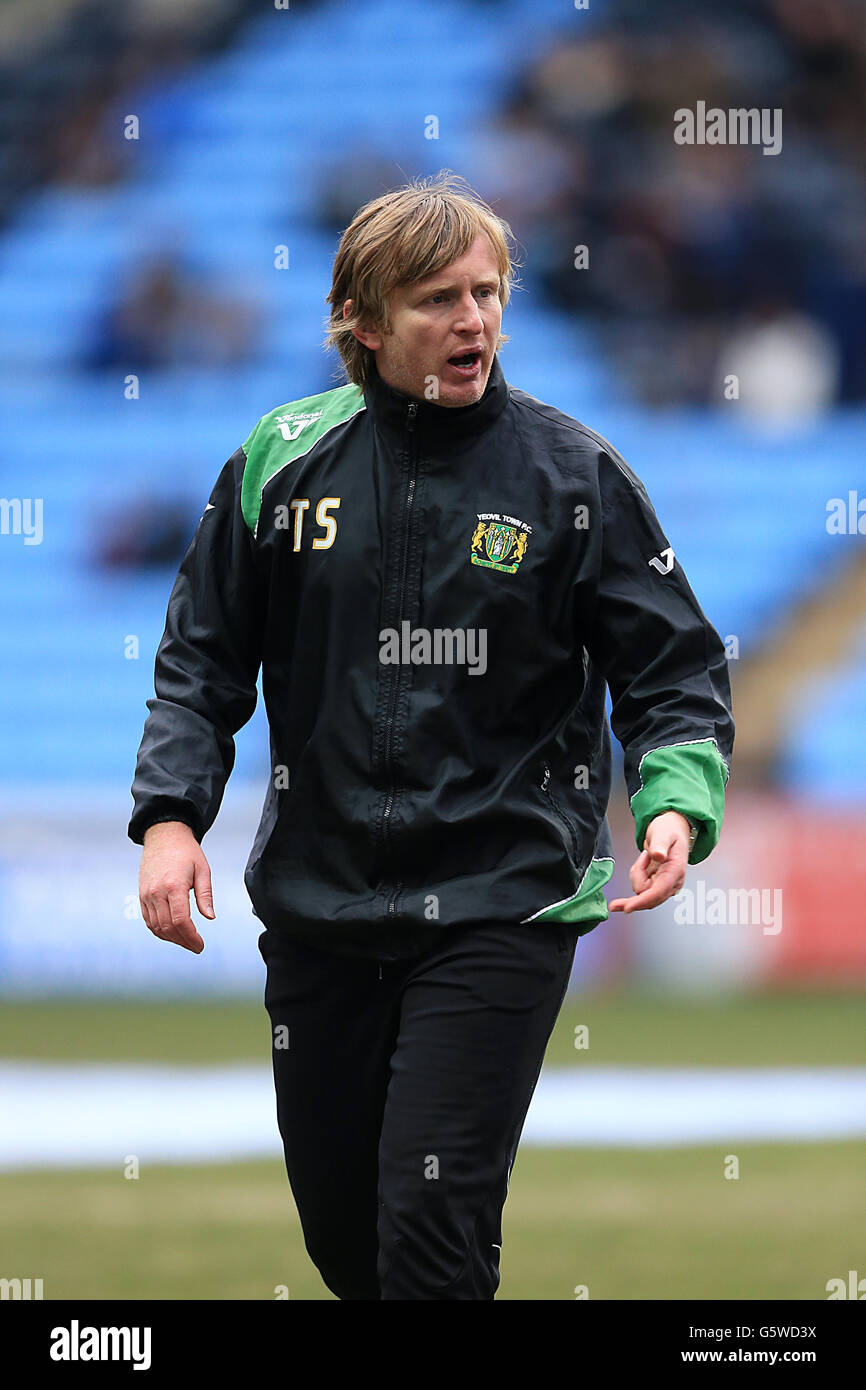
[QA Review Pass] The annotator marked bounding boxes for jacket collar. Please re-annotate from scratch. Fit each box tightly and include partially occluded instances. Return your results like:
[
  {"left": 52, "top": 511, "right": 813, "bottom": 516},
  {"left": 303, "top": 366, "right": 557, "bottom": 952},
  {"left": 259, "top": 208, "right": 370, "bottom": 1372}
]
[{"left": 362, "top": 352, "right": 509, "bottom": 445}]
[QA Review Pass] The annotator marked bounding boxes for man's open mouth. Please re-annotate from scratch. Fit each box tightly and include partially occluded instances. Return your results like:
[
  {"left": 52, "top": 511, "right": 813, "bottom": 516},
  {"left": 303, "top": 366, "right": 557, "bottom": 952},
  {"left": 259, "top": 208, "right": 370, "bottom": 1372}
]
[{"left": 447, "top": 350, "right": 482, "bottom": 370}]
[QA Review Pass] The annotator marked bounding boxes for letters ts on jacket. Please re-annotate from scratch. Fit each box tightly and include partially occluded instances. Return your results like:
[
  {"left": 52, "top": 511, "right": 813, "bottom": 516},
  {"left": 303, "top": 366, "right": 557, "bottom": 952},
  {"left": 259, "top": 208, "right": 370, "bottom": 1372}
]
[{"left": 128, "top": 354, "right": 734, "bottom": 952}]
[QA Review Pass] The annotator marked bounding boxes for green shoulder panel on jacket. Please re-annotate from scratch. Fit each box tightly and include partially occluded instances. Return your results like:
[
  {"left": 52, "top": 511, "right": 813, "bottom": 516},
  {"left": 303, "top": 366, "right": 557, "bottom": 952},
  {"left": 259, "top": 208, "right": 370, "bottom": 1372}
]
[
  {"left": 241, "top": 383, "right": 366, "bottom": 533},
  {"left": 630, "top": 739, "right": 730, "bottom": 864}
]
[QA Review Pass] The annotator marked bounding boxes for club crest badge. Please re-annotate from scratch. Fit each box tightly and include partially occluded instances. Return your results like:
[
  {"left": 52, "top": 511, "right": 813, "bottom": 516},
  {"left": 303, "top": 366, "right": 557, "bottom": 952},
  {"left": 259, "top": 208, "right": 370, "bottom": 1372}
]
[{"left": 470, "top": 512, "right": 532, "bottom": 574}]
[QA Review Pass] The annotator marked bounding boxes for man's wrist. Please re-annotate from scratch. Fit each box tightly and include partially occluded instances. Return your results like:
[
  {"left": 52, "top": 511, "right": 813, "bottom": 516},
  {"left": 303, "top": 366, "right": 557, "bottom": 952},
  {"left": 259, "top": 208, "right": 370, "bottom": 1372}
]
[
  {"left": 646, "top": 810, "right": 699, "bottom": 854},
  {"left": 683, "top": 815, "right": 699, "bottom": 853},
  {"left": 142, "top": 818, "right": 199, "bottom": 844}
]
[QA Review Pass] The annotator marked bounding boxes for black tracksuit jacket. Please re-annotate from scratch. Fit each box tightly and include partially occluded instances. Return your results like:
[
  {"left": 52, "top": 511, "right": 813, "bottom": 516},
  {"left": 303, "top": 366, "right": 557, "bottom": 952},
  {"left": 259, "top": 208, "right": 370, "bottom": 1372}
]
[{"left": 128, "top": 353, "right": 734, "bottom": 960}]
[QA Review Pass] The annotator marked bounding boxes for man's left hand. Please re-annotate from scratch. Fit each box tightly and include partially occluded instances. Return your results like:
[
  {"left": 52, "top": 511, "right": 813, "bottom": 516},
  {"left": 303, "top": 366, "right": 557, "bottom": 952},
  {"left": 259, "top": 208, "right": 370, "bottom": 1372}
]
[{"left": 608, "top": 810, "right": 691, "bottom": 914}]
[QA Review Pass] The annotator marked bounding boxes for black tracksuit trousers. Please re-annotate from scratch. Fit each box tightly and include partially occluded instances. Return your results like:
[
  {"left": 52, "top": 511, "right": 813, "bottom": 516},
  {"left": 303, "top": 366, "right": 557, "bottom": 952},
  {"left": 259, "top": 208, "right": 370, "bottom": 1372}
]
[{"left": 258, "top": 917, "right": 580, "bottom": 1300}]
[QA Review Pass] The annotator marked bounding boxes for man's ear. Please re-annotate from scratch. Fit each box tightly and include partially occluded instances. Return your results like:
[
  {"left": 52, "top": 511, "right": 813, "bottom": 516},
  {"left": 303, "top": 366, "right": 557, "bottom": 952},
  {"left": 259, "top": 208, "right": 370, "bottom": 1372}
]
[{"left": 343, "top": 298, "right": 384, "bottom": 352}]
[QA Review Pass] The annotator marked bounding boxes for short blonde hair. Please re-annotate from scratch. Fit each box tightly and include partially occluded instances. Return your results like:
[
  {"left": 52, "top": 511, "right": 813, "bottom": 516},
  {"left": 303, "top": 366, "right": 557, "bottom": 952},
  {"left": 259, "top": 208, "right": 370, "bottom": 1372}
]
[{"left": 324, "top": 170, "right": 520, "bottom": 388}]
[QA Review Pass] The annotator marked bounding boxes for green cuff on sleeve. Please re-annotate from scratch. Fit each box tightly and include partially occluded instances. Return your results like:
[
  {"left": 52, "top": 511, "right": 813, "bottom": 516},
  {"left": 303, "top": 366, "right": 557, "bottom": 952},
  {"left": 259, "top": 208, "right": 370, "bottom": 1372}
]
[{"left": 630, "top": 739, "right": 730, "bottom": 864}]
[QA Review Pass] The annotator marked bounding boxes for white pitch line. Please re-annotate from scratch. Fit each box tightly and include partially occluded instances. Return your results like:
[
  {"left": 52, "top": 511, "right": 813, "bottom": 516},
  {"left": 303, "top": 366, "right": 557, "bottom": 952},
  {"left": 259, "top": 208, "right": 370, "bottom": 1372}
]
[{"left": 1, "top": 1063, "right": 865, "bottom": 1169}]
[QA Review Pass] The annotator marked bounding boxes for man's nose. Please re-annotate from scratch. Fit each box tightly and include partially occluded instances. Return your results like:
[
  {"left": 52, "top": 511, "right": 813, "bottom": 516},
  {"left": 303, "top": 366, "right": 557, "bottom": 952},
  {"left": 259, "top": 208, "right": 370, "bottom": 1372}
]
[{"left": 453, "top": 294, "right": 485, "bottom": 333}]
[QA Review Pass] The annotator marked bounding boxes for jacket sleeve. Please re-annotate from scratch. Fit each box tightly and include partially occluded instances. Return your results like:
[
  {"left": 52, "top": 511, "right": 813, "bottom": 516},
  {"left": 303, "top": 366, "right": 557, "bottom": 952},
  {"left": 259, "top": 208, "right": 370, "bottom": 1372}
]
[
  {"left": 127, "top": 445, "right": 266, "bottom": 845},
  {"left": 583, "top": 444, "right": 734, "bottom": 864}
]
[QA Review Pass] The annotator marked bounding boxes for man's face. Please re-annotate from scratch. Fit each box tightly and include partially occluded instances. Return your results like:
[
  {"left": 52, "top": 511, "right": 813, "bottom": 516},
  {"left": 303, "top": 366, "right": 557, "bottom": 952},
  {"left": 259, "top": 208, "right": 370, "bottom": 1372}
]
[{"left": 345, "top": 233, "right": 503, "bottom": 408}]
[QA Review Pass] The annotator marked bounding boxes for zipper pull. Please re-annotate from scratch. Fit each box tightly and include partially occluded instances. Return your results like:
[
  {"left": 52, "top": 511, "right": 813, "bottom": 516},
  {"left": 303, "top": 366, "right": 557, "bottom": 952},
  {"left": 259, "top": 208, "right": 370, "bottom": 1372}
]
[
  {"left": 406, "top": 401, "right": 417, "bottom": 431},
  {"left": 541, "top": 765, "right": 550, "bottom": 791}
]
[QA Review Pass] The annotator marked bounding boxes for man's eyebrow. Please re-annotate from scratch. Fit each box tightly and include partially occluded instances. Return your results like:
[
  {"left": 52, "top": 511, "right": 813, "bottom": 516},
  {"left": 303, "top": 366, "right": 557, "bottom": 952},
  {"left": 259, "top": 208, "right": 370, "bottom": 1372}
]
[{"left": 412, "top": 276, "right": 501, "bottom": 298}]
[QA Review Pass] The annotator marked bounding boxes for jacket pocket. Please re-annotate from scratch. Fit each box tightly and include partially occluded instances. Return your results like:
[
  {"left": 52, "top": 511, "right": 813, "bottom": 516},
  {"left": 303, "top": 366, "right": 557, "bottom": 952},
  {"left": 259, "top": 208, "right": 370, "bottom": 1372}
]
[
  {"left": 246, "top": 781, "right": 285, "bottom": 878},
  {"left": 538, "top": 760, "right": 580, "bottom": 863}
]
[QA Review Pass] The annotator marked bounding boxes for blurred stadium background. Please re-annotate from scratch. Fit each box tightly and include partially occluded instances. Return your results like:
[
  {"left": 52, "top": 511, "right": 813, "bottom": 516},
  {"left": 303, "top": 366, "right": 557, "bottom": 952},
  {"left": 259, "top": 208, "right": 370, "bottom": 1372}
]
[{"left": 0, "top": 0, "right": 864, "bottom": 1299}]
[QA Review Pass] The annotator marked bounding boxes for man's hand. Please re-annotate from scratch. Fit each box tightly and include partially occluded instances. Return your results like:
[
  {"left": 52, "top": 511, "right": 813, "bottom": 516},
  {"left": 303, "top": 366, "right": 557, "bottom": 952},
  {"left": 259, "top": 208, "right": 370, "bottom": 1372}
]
[
  {"left": 138, "top": 821, "right": 214, "bottom": 953},
  {"left": 608, "top": 810, "right": 691, "bottom": 914}
]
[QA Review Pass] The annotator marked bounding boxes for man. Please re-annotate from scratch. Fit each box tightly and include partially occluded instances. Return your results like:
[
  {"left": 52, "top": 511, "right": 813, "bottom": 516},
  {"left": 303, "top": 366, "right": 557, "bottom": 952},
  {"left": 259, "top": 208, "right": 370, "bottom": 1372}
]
[{"left": 129, "top": 171, "right": 734, "bottom": 1300}]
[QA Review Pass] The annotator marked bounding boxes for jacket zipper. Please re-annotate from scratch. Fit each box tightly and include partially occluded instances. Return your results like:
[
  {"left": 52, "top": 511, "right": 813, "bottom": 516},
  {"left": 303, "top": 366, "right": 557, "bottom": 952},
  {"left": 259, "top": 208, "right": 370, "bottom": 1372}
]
[
  {"left": 382, "top": 399, "right": 418, "bottom": 919},
  {"left": 540, "top": 761, "right": 579, "bottom": 863}
]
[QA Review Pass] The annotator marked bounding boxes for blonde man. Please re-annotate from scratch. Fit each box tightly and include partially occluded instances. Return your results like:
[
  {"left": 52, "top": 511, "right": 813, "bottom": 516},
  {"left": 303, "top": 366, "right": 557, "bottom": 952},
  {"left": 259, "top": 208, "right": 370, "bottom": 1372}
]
[{"left": 131, "top": 171, "right": 733, "bottom": 1299}]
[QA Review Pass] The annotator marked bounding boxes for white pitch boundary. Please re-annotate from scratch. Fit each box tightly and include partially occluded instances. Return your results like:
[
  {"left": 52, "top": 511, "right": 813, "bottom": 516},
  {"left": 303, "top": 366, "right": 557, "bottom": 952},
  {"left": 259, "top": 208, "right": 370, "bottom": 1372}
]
[{"left": 1, "top": 1062, "right": 865, "bottom": 1169}]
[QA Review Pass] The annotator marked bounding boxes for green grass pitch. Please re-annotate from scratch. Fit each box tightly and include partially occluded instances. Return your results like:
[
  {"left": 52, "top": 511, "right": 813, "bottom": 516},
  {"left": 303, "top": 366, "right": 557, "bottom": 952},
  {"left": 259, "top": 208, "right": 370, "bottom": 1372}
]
[{"left": 1, "top": 991, "right": 863, "bottom": 1299}]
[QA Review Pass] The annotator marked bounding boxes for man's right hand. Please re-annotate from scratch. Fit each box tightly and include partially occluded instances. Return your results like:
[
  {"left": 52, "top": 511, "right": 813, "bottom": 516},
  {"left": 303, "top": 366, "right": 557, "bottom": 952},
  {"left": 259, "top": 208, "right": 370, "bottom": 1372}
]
[{"left": 139, "top": 821, "right": 214, "bottom": 953}]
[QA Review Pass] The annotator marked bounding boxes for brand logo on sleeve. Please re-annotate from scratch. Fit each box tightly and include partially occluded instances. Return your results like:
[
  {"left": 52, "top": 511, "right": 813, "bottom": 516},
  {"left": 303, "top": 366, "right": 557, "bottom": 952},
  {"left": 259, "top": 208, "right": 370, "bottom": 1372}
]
[
  {"left": 274, "top": 410, "right": 324, "bottom": 442},
  {"left": 648, "top": 546, "right": 675, "bottom": 574},
  {"left": 470, "top": 513, "right": 531, "bottom": 574}
]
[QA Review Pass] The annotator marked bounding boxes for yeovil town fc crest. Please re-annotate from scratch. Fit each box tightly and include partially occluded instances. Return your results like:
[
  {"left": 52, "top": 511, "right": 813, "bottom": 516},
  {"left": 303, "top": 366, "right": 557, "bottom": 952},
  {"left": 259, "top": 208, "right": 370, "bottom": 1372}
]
[{"left": 470, "top": 512, "right": 532, "bottom": 574}]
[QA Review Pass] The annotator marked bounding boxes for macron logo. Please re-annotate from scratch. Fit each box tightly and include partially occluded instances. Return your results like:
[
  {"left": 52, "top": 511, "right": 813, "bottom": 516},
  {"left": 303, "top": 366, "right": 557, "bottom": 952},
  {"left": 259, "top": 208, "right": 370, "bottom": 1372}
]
[
  {"left": 649, "top": 546, "right": 675, "bottom": 574},
  {"left": 49, "top": 1320, "right": 152, "bottom": 1371}
]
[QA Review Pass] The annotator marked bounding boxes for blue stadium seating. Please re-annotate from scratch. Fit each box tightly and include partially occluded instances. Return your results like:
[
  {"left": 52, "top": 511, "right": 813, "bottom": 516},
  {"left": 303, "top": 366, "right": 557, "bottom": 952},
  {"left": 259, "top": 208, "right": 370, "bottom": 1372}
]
[{"left": 0, "top": 0, "right": 863, "bottom": 802}]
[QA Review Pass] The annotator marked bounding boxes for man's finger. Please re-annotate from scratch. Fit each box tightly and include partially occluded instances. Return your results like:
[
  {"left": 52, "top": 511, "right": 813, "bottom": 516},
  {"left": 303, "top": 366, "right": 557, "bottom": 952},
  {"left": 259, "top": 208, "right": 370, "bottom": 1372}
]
[
  {"left": 142, "top": 896, "right": 173, "bottom": 939},
  {"left": 161, "top": 922, "right": 205, "bottom": 953},
  {"left": 152, "top": 894, "right": 175, "bottom": 936},
  {"left": 151, "top": 911, "right": 204, "bottom": 953},
  {"left": 167, "top": 890, "right": 205, "bottom": 953},
  {"left": 145, "top": 891, "right": 203, "bottom": 952},
  {"left": 167, "top": 889, "right": 194, "bottom": 932},
  {"left": 616, "top": 878, "right": 685, "bottom": 912},
  {"left": 611, "top": 860, "right": 685, "bottom": 912},
  {"left": 628, "top": 850, "right": 654, "bottom": 895},
  {"left": 193, "top": 859, "right": 216, "bottom": 920},
  {"left": 629, "top": 846, "right": 673, "bottom": 895},
  {"left": 644, "top": 832, "right": 676, "bottom": 864}
]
